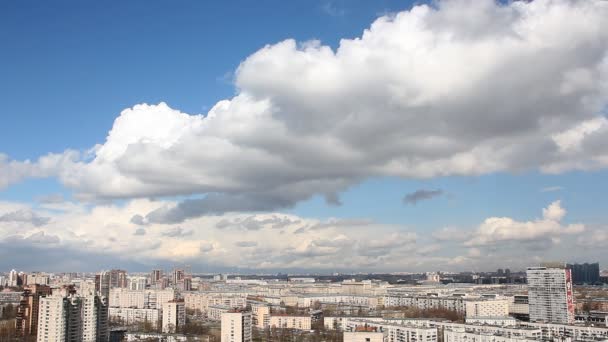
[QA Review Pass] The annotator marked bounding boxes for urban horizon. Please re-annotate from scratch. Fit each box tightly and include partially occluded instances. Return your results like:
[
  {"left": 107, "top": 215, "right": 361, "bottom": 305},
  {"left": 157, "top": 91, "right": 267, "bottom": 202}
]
[{"left": 2, "top": 0, "right": 608, "bottom": 341}]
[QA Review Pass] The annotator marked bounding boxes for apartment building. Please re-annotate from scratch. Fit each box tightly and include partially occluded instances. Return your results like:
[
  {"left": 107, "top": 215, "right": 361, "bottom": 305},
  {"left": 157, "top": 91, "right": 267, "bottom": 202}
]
[
  {"left": 221, "top": 310, "right": 252, "bottom": 342},
  {"left": 526, "top": 266, "right": 574, "bottom": 324},
  {"left": 36, "top": 293, "right": 109, "bottom": 342},
  {"left": 108, "top": 307, "right": 160, "bottom": 328},
  {"left": 269, "top": 315, "right": 312, "bottom": 330},
  {"left": 162, "top": 299, "right": 186, "bottom": 333}
]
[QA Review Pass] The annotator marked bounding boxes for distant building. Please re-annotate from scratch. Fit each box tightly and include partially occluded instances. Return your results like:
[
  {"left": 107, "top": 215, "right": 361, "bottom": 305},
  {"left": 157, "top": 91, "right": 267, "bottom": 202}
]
[
  {"left": 151, "top": 270, "right": 162, "bottom": 285},
  {"left": 26, "top": 273, "right": 50, "bottom": 286},
  {"left": 128, "top": 276, "right": 147, "bottom": 291},
  {"left": 527, "top": 265, "right": 574, "bottom": 324},
  {"left": 172, "top": 269, "right": 185, "bottom": 285},
  {"left": 221, "top": 310, "right": 252, "bottom": 342},
  {"left": 109, "top": 269, "right": 128, "bottom": 289},
  {"left": 9, "top": 269, "right": 18, "bottom": 287},
  {"left": 567, "top": 262, "right": 600, "bottom": 284},
  {"left": 96, "top": 271, "right": 111, "bottom": 298}
]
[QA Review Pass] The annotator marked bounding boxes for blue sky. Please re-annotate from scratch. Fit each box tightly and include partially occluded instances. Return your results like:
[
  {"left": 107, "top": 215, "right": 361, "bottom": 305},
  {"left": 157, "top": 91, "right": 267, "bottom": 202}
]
[{"left": 1, "top": 0, "right": 607, "bottom": 272}]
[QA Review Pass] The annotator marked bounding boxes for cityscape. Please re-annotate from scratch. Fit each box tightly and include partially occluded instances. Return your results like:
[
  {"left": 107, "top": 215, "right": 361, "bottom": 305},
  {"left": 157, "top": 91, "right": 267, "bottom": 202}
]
[
  {"left": 1, "top": 0, "right": 608, "bottom": 341},
  {"left": 0, "top": 263, "right": 607, "bottom": 341}
]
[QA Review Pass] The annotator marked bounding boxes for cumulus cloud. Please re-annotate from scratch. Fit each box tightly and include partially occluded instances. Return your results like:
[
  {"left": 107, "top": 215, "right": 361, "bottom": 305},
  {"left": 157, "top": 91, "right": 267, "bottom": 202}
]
[
  {"left": 403, "top": 189, "right": 444, "bottom": 205},
  {"left": 577, "top": 228, "right": 608, "bottom": 247},
  {"left": 134, "top": 228, "right": 146, "bottom": 236},
  {"left": 465, "top": 200, "right": 584, "bottom": 247},
  {"left": 161, "top": 227, "right": 193, "bottom": 238},
  {"left": 0, "top": 197, "right": 600, "bottom": 271},
  {"left": 0, "top": 0, "right": 606, "bottom": 221},
  {"left": 215, "top": 214, "right": 302, "bottom": 231},
  {"left": 0, "top": 209, "right": 51, "bottom": 227}
]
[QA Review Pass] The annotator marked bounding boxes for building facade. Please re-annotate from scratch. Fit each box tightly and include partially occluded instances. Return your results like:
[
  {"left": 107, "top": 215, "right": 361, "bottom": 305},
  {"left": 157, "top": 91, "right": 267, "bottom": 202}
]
[
  {"left": 221, "top": 310, "right": 252, "bottom": 342},
  {"left": 162, "top": 299, "right": 186, "bottom": 333},
  {"left": 526, "top": 266, "right": 574, "bottom": 324}
]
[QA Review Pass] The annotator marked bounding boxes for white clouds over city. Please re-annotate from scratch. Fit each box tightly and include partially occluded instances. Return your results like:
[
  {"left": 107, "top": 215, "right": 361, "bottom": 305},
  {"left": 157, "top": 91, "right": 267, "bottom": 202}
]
[{"left": 0, "top": 198, "right": 593, "bottom": 271}]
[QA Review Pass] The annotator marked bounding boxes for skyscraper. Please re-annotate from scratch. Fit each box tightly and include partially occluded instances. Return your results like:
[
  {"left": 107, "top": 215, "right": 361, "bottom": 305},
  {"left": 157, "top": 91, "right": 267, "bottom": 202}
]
[
  {"left": 527, "top": 265, "right": 575, "bottom": 324},
  {"left": 15, "top": 284, "right": 52, "bottom": 337},
  {"left": 221, "top": 310, "right": 252, "bottom": 342}
]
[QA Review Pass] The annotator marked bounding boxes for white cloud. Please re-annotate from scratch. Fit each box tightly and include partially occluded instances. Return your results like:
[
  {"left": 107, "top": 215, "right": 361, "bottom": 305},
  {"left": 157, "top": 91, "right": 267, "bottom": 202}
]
[
  {"left": 465, "top": 200, "right": 584, "bottom": 247},
  {"left": 0, "top": 0, "right": 606, "bottom": 221},
  {"left": 577, "top": 228, "right": 608, "bottom": 248},
  {"left": 0, "top": 197, "right": 599, "bottom": 271}
]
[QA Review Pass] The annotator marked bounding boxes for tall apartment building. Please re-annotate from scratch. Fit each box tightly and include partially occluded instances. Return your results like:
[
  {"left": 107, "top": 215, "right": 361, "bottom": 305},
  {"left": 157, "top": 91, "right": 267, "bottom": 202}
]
[
  {"left": 36, "top": 292, "right": 109, "bottom": 342},
  {"left": 9, "top": 269, "right": 19, "bottom": 287},
  {"left": 109, "top": 269, "right": 128, "bottom": 288},
  {"left": 26, "top": 273, "right": 50, "bottom": 286},
  {"left": 221, "top": 310, "right": 252, "bottom": 342},
  {"left": 15, "top": 284, "right": 52, "bottom": 337},
  {"left": 151, "top": 269, "right": 162, "bottom": 285},
  {"left": 128, "top": 276, "right": 147, "bottom": 291},
  {"left": 567, "top": 262, "right": 600, "bottom": 284},
  {"left": 162, "top": 299, "right": 186, "bottom": 333},
  {"left": 173, "top": 269, "right": 185, "bottom": 285},
  {"left": 95, "top": 271, "right": 111, "bottom": 298},
  {"left": 526, "top": 266, "right": 574, "bottom": 324}
]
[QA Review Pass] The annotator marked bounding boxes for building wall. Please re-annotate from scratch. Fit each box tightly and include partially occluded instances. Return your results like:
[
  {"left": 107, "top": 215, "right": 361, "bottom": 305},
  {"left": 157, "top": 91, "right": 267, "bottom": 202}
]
[
  {"left": 526, "top": 267, "right": 574, "bottom": 324},
  {"left": 37, "top": 296, "right": 66, "bottom": 342},
  {"left": 162, "top": 300, "right": 185, "bottom": 333},
  {"left": 269, "top": 315, "right": 312, "bottom": 330},
  {"left": 464, "top": 299, "right": 509, "bottom": 317},
  {"left": 344, "top": 331, "right": 385, "bottom": 342},
  {"left": 109, "top": 307, "right": 160, "bottom": 328},
  {"left": 221, "top": 311, "right": 252, "bottom": 342}
]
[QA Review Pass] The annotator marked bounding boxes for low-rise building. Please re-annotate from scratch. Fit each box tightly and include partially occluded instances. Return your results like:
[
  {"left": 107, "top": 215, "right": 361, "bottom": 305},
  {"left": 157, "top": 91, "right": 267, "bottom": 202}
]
[
  {"left": 269, "top": 315, "right": 312, "bottom": 330},
  {"left": 109, "top": 307, "right": 160, "bottom": 328}
]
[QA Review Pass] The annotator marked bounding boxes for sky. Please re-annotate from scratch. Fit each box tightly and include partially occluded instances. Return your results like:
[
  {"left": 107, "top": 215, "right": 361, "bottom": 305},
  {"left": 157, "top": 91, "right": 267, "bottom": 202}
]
[{"left": 1, "top": 0, "right": 607, "bottom": 273}]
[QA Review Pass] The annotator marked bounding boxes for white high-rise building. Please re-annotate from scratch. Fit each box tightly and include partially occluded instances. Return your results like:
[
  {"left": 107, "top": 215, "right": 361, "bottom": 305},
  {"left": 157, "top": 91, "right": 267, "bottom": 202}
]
[
  {"left": 221, "top": 310, "right": 252, "bottom": 342},
  {"left": 9, "top": 269, "right": 18, "bottom": 287},
  {"left": 37, "top": 296, "right": 67, "bottom": 342},
  {"left": 527, "top": 266, "right": 574, "bottom": 324},
  {"left": 128, "top": 276, "right": 147, "bottom": 291},
  {"left": 162, "top": 299, "right": 186, "bottom": 333},
  {"left": 37, "top": 292, "right": 109, "bottom": 342}
]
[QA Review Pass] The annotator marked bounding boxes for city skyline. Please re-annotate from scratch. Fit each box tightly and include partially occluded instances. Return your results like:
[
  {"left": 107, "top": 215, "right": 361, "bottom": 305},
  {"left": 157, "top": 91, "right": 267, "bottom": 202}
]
[{"left": 1, "top": 0, "right": 608, "bottom": 272}]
